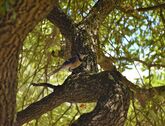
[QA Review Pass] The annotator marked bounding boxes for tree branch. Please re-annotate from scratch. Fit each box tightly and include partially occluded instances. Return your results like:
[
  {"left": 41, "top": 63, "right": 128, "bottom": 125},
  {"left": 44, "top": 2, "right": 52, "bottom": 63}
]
[
  {"left": 46, "top": 0, "right": 122, "bottom": 72},
  {"left": 160, "top": 9, "right": 165, "bottom": 25},
  {"left": 16, "top": 71, "right": 165, "bottom": 125},
  {"left": 81, "top": 0, "right": 120, "bottom": 29},
  {"left": 47, "top": 0, "right": 121, "bottom": 44},
  {"left": 72, "top": 74, "right": 130, "bottom": 126},
  {"left": 47, "top": 6, "right": 77, "bottom": 44},
  {"left": 31, "top": 83, "right": 55, "bottom": 89},
  {"left": 136, "top": 3, "right": 165, "bottom": 12},
  {"left": 113, "top": 56, "right": 165, "bottom": 68},
  {"left": 16, "top": 72, "right": 110, "bottom": 125},
  {"left": 145, "top": 86, "right": 165, "bottom": 98},
  {"left": 117, "top": 2, "right": 165, "bottom": 19}
]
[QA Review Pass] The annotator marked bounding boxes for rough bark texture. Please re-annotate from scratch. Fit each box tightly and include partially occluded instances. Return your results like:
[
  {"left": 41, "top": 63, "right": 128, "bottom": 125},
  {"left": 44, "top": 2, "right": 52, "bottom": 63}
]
[
  {"left": 47, "top": 0, "right": 122, "bottom": 74},
  {"left": 1, "top": 0, "right": 164, "bottom": 126},
  {"left": 0, "top": 0, "right": 57, "bottom": 126},
  {"left": 72, "top": 73, "right": 130, "bottom": 126},
  {"left": 48, "top": 7, "right": 76, "bottom": 45},
  {"left": 48, "top": 6, "right": 98, "bottom": 73},
  {"left": 82, "top": 0, "right": 119, "bottom": 28},
  {"left": 16, "top": 71, "right": 130, "bottom": 126},
  {"left": 47, "top": 1, "right": 131, "bottom": 126},
  {"left": 0, "top": 36, "right": 19, "bottom": 126},
  {"left": 16, "top": 71, "right": 164, "bottom": 126}
]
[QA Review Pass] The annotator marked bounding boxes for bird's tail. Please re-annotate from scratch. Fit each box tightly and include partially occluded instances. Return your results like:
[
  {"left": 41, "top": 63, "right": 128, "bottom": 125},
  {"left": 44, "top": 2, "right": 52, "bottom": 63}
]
[{"left": 48, "top": 66, "right": 63, "bottom": 77}]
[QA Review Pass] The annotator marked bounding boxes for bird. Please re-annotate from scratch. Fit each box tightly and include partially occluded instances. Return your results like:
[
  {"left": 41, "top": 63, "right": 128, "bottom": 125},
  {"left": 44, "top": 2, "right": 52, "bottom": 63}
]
[{"left": 48, "top": 53, "right": 87, "bottom": 76}]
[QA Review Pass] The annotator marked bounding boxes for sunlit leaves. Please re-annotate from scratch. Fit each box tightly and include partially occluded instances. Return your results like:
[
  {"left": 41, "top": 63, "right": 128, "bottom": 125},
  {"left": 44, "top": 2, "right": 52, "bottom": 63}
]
[{"left": 17, "top": 0, "right": 165, "bottom": 125}]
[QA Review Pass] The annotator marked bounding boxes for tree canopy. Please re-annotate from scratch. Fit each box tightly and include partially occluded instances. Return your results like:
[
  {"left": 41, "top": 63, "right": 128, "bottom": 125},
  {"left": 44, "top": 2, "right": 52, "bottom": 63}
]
[{"left": 0, "top": 0, "right": 165, "bottom": 126}]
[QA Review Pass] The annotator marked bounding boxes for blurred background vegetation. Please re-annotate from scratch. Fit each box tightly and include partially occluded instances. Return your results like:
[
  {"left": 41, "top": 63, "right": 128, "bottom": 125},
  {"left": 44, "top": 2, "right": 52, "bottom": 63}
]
[{"left": 1, "top": 0, "right": 164, "bottom": 125}]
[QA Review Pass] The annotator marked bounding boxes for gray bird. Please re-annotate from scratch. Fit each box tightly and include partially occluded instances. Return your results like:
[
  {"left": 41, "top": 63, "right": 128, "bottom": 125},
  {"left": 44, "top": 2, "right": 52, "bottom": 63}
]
[{"left": 48, "top": 53, "right": 87, "bottom": 76}]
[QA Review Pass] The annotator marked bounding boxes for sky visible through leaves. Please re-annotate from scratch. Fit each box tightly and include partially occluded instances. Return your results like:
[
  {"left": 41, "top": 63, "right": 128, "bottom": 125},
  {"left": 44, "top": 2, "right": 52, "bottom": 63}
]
[{"left": 14, "top": 0, "right": 165, "bottom": 125}]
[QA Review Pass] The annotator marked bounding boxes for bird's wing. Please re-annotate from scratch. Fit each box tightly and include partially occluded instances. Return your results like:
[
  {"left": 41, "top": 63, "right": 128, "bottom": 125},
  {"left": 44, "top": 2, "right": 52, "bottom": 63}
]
[
  {"left": 63, "top": 56, "right": 77, "bottom": 66},
  {"left": 48, "top": 56, "right": 79, "bottom": 77}
]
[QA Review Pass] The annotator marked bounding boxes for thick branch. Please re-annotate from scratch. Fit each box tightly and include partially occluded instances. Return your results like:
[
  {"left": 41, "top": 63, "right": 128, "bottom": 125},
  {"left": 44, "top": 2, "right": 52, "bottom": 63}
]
[
  {"left": 47, "top": 6, "right": 98, "bottom": 72},
  {"left": 47, "top": 6, "right": 77, "bottom": 43},
  {"left": 72, "top": 73, "right": 130, "bottom": 126},
  {"left": 96, "top": 51, "right": 165, "bottom": 108},
  {"left": 16, "top": 70, "right": 165, "bottom": 126},
  {"left": 82, "top": 0, "right": 120, "bottom": 29},
  {"left": 46, "top": 1, "right": 121, "bottom": 72},
  {"left": 16, "top": 72, "right": 113, "bottom": 126},
  {"left": 47, "top": 0, "right": 121, "bottom": 45}
]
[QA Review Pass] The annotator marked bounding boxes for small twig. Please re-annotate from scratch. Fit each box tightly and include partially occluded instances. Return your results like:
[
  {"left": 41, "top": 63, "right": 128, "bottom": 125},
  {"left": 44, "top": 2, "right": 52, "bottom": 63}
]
[
  {"left": 132, "top": 97, "right": 141, "bottom": 126},
  {"left": 160, "top": 9, "right": 165, "bottom": 26},
  {"left": 136, "top": 3, "right": 165, "bottom": 12},
  {"left": 31, "top": 83, "right": 55, "bottom": 89},
  {"left": 136, "top": 109, "right": 155, "bottom": 126},
  {"left": 52, "top": 104, "right": 72, "bottom": 126},
  {"left": 76, "top": 104, "right": 81, "bottom": 114},
  {"left": 34, "top": 88, "right": 45, "bottom": 101},
  {"left": 21, "top": 84, "right": 32, "bottom": 110},
  {"left": 133, "top": 62, "right": 145, "bottom": 85},
  {"left": 148, "top": 67, "right": 152, "bottom": 86},
  {"left": 113, "top": 56, "right": 165, "bottom": 68},
  {"left": 34, "top": 118, "right": 39, "bottom": 126},
  {"left": 69, "top": 111, "right": 79, "bottom": 126}
]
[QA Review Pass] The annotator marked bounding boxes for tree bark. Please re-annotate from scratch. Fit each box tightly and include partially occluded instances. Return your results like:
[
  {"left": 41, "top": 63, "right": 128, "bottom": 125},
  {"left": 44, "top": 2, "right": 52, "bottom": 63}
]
[
  {"left": 71, "top": 73, "right": 130, "bottom": 126},
  {"left": 1, "top": 0, "right": 164, "bottom": 126},
  {"left": 0, "top": 36, "right": 19, "bottom": 126},
  {"left": 0, "top": 0, "right": 57, "bottom": 126},
  {"left": 16, "top": 71, "right": 130, "bottom": 126},
  {"left": 48, "top": 0, "right": 122, "bottom": 73}
]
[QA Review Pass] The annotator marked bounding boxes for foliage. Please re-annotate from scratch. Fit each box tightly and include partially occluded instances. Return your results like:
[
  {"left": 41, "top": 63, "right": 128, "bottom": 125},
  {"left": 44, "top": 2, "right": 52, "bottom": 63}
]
[{"left": 17, "top": 0, "right": 165, "bottom": 125}]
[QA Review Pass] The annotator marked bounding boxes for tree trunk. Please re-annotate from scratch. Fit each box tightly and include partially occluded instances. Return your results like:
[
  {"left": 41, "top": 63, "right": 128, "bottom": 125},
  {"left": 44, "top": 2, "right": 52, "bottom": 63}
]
[
  {"left": 0, "top": 0, "right": 57, "bottom": 125},
  {"left": 0, "top": 35, "right": 19, "bottom": 126}
]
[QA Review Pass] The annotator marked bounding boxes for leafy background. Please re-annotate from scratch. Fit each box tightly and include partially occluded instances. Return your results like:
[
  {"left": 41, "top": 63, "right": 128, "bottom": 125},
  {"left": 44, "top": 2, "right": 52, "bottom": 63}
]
[{"left": 1, "top": 0, "right": 163, "bottom": 125}]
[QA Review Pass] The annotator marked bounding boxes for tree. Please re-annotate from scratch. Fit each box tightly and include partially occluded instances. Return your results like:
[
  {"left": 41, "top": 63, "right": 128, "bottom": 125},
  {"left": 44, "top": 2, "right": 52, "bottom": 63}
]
[{"left": 0, "top": 0, "right": 164, "bottom": 126}]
